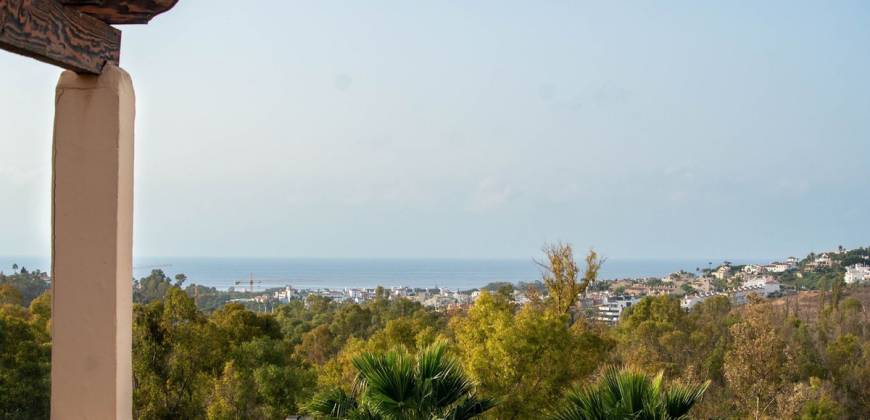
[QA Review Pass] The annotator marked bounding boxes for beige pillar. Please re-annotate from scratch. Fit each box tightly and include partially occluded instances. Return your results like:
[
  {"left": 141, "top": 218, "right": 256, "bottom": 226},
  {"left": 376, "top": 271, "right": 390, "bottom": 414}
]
[{"left": 51, "top": 64, "right": 134, "bottom": 420}]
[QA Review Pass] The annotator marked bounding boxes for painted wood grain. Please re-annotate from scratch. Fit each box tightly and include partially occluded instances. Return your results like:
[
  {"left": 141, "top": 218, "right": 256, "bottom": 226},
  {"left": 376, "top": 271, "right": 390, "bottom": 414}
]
[
  {"left": 0, "top": 0, "right": 121, "bottom": 73},
  {"left": 61, "top": 0, "right": 178, "bottom": 24}
]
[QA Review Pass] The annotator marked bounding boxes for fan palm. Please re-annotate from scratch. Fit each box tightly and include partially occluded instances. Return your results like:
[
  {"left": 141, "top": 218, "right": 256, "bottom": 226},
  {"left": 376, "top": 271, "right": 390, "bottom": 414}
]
[
  {"left": 309, "top": 341, "right": 494, "bottom": 420},
  {"left": 550, "top": 366, "right": 709, "bottom": 420}
]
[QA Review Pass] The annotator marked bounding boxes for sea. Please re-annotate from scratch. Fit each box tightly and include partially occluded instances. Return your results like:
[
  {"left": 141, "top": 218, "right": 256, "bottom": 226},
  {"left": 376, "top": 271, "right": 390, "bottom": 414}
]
[{"left": 0, "top": 256, "right": 770, "bottom": 292}]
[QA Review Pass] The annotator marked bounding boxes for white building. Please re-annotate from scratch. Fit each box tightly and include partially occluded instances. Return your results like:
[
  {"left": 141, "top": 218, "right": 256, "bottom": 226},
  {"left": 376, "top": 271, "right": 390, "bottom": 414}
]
[
  {"left": 273, "top": 286, "right": 298, "bottom": 303},
  {"left": 844, "top": 264, "right": 870, "bottom": 284},
  {"left": 744, "top": 275, "right": 775, "bottom": 288},
  {"left": 681, "top": 293, "right": 712, "bottom": 310},
  {"left": 764, "top": 262, "right": 790, "bottom": 273},
  {"left": 596, "top": 295, "right": 640, "bottom": 324}
]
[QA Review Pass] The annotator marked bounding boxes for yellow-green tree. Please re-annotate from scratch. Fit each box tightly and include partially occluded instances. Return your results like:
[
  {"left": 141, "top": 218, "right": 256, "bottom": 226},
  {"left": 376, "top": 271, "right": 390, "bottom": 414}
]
[
  {"left": 723, "top": 301, "right": 794, "bottom": 418},
  {"left": 0, "top": 284, "right": 22, "bottom": 306},
  {"left": 315, "top": 315, "right": 445, "bottom": 395},
  {"left": 207, "top": 361, "right": 259, "bottom": 420},
  {"left": 540, "top": 244, "right": 603, "bottom": 316},
  {"left": 133, "top": 288, "right": 218, "bottom": 419},
  {"left": 616, "top": 295, "right": 691, "bottom": 377},
  {"left": 452, "top": 291, "right": 611, "bottom": 419}
]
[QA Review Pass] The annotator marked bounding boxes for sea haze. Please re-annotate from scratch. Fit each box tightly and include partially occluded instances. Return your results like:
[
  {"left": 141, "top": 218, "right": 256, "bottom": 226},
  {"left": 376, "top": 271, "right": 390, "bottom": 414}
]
[{"left": 1, "top": 256, "right": 769, "bottom": 291}]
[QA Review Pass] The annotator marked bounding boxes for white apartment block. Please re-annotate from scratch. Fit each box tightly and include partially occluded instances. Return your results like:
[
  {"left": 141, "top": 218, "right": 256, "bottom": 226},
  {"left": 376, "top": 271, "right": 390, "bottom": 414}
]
[{"left": 596, "top": 295, "right": 640, "bottom": 324}]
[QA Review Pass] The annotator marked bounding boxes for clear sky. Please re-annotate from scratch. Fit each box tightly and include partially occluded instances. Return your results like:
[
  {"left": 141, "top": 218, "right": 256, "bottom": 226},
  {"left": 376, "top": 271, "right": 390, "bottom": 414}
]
[{"left": 1, "top": 1, "right": 869, "bottom": 260}]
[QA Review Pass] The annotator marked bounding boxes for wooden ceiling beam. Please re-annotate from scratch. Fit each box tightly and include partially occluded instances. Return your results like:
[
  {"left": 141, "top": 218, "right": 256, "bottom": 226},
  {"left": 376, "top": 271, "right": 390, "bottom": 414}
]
[
  {"left": 0, "top": 0, "right": 121, "bottom": 74},
  {"left": 60, "top": 0, "right": 177, "bottom": 24}
]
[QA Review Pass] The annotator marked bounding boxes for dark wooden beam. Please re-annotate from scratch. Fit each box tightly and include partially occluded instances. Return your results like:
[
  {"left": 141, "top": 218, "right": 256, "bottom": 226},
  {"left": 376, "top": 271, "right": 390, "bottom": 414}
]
[
  {"left": 60, "top": 0, "right": 177, "bottom": 24},
  {"left": 0, "top": 0, "right": 120, "bottom": 73}
]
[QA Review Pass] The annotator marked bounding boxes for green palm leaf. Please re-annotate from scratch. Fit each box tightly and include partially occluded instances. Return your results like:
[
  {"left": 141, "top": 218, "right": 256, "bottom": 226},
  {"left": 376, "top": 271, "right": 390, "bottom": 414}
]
[
  {"left": 344, "top": 341, "right": 494, "bottom": 420},
  {"left": 308, "top": 388, "right": 359, "bottom": 419},
  {"left": 443, "top": 394, "right": 497, "bottom": 420},
  {"left": 549, "top": 367, "right": 708, "bottom": 420},
  {"left": 662, "top": 380, "right": 710, "bottom": 419},
  {"left": 353, "top": 350, "right": 417, "bottom": 418}
]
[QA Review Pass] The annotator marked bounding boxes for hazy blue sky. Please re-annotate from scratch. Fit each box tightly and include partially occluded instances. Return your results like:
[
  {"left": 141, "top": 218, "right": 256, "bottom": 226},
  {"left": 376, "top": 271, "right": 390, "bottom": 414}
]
[{"left": 1, "top": 1, "right": 869, "bottom": 259}]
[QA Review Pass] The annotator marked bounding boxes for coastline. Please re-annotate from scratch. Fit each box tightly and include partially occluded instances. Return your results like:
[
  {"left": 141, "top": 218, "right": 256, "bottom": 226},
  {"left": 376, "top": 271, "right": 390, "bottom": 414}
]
[{"left": 0, "top": 255, "right": 769, "bottom": 291}]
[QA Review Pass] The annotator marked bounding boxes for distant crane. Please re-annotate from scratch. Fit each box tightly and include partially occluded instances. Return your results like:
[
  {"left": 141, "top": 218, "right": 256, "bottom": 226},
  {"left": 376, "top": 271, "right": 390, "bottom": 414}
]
[{"left": 235, "top": 272, "right": 262, "bottom": 293}]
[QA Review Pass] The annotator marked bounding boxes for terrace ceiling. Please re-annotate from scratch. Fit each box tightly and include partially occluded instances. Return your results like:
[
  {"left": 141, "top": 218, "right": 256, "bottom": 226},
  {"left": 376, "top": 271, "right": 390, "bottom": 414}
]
[{"left": 0, "top": 0, "right": 177, "bottom": 73}]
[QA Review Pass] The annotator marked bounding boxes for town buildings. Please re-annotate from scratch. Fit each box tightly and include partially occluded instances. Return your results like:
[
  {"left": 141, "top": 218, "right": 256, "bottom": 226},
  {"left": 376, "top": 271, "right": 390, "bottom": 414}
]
[
  {"left": 247, "top": 248, "right": 865, "bottom": 319},
  {"left": 681, "top": 279, "right": 781, "bottom": 310},
  {"left": 845, "top": 264, "right": 870, "bottom": 284}
]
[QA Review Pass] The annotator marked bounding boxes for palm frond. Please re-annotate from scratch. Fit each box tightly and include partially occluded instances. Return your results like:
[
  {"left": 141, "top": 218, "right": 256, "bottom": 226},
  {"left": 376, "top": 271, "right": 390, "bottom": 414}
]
[
  {"left": 549, "top": 367, "right": 708, "bottom": 420},
  {"left": 308, "top": 388, "right": 359, "bottom": 419},
  {"left": 336, "top": 342, "right": 495, "bottom": 420},
  {"left": 549, "top": 385, "right": 610, "bottom": 420},
  {"left": 417, "top": 342, "right": 474, "bottom": 409},
  {"left": 443, "top": 394, "right": 497, "bottom": 420},
  {"left": 663, "top": 380, "right": 710, "bottom": 419},
  {"left": 612, "top": 368, "right": 650, "bottom": 415},
  {"left": 352, "top": 349, "right": 418, "bottom": 418}
]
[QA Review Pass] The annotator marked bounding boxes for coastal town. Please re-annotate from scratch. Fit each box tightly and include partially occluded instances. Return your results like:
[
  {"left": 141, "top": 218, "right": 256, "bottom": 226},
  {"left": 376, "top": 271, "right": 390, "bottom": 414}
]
[
  {"left": 235, "top": 247, "right": 870, "bottom": 324},
  {"left": 2, "top": 1, "right": 868, "bottom": 416}
]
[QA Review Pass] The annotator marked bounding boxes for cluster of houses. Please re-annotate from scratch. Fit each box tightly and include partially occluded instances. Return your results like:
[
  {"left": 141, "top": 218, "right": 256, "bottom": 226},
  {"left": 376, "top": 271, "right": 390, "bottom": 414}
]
[
  {"left": 263, "top": 284, "right": 477, "bottom": 310},
  {"left": 587, "top": 256, "right": 802, "bottom": 324},
  {"left": 738, "top": 256, "right": 800, "bottom": 275},
  {"left": 680, "top": 277, "right": 781, "bottom": 310},
  {"left": 240, "top": 248, "right": 869, "bottom": 324},
  {"left": 251, "top": 263, "right": 792, "bottom": 324},
  {"left": 584, "top": 274, "right": 785, "bottom": 324},
  {"left": 593, "top": 249, "right": 870, "bottom": 323}
]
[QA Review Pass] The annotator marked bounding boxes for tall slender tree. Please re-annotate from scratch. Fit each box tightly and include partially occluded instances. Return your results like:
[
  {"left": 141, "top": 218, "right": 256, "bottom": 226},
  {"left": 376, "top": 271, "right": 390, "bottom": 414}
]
[{"left": 540, "top": 243, "right": 603, "bottom": 316}]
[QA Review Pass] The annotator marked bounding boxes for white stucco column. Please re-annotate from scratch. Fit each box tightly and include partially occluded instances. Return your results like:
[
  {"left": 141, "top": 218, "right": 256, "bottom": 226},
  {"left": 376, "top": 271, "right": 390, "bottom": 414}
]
[{"left": 51, "top": 64, "right": 134, "bottom": 420}]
